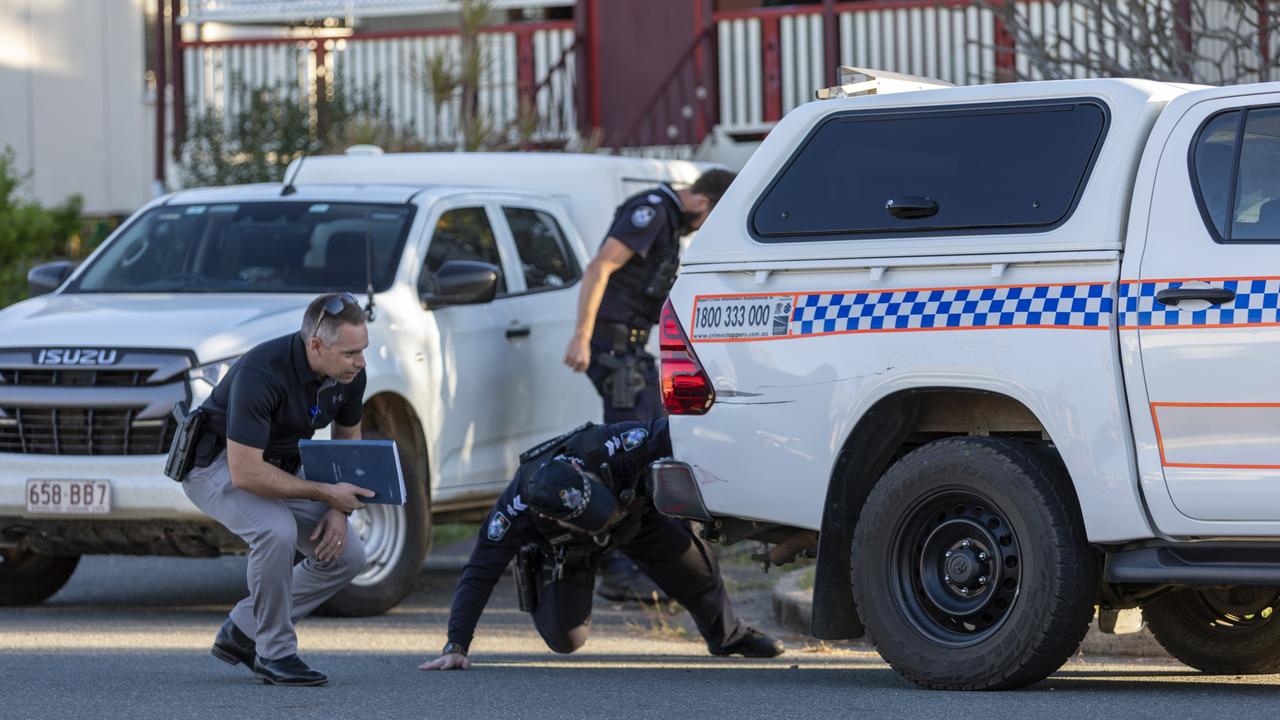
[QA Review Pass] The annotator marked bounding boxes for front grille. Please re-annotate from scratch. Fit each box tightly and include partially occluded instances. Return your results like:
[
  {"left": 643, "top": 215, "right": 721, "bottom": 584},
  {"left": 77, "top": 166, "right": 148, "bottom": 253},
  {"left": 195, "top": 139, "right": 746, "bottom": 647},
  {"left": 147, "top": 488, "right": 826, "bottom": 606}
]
[
  {"left": 0, "top": 369, "right": 150, "bottom": 387},
  {"left": 0, "top": 349, "right": 191, "bottom": 456},
  {"left": 0, "top": 407, "right": 177, "bottom": 455}
]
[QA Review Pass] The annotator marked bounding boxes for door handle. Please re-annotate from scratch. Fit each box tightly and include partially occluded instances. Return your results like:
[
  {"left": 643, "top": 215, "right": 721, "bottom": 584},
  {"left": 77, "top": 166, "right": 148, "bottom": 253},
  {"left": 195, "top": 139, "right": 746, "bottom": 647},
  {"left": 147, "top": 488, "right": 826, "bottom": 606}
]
[
  {"left": 1154, "top": 287, "right": 1236, "bottom": 306},
  {"left": 885, "top": 196, "right": 939, "bottom": 219},
  {"left": 505, "top": 325, "right": 531, "bottom": 339}
]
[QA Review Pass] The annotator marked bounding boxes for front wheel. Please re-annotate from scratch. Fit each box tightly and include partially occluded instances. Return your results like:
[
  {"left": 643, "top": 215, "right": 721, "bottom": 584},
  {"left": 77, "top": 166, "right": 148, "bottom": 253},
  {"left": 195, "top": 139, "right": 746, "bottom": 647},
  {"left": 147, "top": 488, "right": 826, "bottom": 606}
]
[
  {"left": 1143, "top": 586, "right": 1280, "bottom": 674},
  {"left": 852, "top": 437, "right": 1096, "bottom": 690},
  {"left": 0, "top": 549, "right": 80, "bottom": 606},
  {"left": 320, "top": 431, "right": 431, "bottom": 616}
]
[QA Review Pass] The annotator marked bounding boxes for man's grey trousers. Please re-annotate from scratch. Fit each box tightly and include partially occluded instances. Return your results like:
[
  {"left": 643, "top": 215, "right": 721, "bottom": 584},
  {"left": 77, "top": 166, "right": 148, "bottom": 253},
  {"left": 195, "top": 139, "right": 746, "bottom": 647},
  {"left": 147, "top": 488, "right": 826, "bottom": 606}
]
[{"left": 183, "top": 452, "right": 367, "bottom": 660}]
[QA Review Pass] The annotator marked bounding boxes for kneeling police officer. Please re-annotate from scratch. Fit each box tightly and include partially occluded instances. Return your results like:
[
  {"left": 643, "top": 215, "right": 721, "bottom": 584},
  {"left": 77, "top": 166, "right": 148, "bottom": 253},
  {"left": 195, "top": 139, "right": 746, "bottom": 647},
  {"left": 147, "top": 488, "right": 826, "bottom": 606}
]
[{"left": 418, "top": 418, "right": 784, "bottom": 669}]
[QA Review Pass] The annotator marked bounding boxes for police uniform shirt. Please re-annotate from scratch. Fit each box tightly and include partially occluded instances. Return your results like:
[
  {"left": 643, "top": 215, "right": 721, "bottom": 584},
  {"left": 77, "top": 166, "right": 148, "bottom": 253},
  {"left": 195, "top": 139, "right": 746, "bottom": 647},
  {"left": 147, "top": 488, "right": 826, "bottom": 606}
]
[
  {"left": 199, "top": 332, "right": 367, "bottom": 465},
  {"left": 595, "top": 184, "right": 683, "bottom": 326},
  {"left": 445, "top": 418, "right": 672, "bottom": 651}
]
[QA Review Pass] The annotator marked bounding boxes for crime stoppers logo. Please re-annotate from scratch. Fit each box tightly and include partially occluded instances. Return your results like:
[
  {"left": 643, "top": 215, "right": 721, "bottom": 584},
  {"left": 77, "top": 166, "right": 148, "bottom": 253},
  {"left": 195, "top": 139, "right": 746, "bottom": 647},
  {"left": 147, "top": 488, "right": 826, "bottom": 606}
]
[{"left": 772, "top": 300, "right": 792, "bottom": 336}]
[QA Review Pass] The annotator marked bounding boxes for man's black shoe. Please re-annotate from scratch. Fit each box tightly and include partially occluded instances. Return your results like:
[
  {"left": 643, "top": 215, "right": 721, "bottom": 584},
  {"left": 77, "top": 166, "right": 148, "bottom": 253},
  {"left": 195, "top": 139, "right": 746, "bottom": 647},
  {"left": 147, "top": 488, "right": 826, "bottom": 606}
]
[
  {"left": 210, "top": 617, "right": 255, "bottom": 669},
  {"left": 252, "top": 654, "right": 328, "bottom": 686},
  {"left": 710, "top": 628, "right": 785, "bottom": 658},
  {"left": 596, "top": 560, "right": 669, "bottom": 603}
]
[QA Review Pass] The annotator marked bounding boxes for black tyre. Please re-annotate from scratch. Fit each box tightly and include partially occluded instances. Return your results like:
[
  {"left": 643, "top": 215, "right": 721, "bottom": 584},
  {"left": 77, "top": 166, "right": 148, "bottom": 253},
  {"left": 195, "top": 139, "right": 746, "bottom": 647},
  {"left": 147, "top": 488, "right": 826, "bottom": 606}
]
[
  {"left": 851, "top": 437, "right": 1095, "bottom": 690},
  {"left": 320, "top": 431, "right": 430, "bottom": 616},
  {"left": 1143, "top": 586, "right": 1280, "bottom": 674},
  {"left": 0, "top": 549, "right": 80, "bottom": 606}
]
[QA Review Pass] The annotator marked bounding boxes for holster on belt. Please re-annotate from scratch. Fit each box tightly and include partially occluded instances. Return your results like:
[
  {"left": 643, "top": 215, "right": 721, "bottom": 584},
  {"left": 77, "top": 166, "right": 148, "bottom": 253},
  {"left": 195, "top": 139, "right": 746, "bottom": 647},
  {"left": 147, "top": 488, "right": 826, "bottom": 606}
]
[
  {"left": 164, "top": 403, "right": 207, "bottom": 482},
  {"left": 513, "top": 545, "right": 544, "bottom": 613},
  {"left": 596, "top": 323, "right": 649, "bottom": 410}
]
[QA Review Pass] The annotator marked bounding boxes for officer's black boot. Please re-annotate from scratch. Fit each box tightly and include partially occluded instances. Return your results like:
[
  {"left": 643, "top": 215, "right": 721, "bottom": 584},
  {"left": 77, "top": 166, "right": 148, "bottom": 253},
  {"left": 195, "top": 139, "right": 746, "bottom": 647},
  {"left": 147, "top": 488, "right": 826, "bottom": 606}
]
[
  {"left": 710, "top": 627, "right": 785, "bottom": 658},
  {"left": 596, "top": 553, "right": 669, "bottom": 603},
  {"left": 211, "top": 616, "right": 256, "bottom": 669}
]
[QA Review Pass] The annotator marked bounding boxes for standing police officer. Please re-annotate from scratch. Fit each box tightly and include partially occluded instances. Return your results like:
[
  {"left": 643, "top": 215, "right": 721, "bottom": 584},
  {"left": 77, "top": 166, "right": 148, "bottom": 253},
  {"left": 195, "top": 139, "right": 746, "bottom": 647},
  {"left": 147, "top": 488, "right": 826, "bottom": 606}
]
[
  {"left": 182, "top": 292, "right": 375, "bottom": 686},
  {"left": 417, "top": 418, "right": 784, "bottom": 670},
  {"left": 562, "top": 170, "right": 736, "bottom": 601},
  {"left": 562, "top": 169, "right": 736, "bottom": 421}
]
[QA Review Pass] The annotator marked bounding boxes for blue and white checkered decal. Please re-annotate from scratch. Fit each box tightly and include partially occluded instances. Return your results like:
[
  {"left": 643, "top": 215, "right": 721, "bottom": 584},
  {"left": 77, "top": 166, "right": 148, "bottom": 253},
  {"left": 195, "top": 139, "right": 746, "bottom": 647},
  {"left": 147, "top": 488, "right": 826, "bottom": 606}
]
[
  {"left": 1119, "top": 279, "right": 1280, "bottom": 328},
  {"left": 789, "top": 283, "right": 1113, "bottom": 336}
]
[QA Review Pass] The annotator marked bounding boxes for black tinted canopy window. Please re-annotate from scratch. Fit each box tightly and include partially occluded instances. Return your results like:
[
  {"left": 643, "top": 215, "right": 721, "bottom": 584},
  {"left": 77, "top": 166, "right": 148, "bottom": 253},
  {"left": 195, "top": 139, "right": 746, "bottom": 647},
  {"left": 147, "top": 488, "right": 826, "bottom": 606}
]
[{"left": 752, "top": 100, "right": 1108, "bottom": 239}]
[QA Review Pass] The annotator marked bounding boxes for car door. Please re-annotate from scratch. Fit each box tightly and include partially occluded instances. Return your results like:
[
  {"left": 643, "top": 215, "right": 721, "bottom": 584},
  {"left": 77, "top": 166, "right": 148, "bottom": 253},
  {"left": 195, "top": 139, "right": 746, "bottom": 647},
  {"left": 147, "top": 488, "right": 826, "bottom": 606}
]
[
  {"left": 418, "top": 203, "right": 523, "bottom": 492},
  {"left": 1128, "top": 89, "right": 1280, "bottom": 523},
  {"left": 491, "top": 200, "right": 602, "bottom": 448}
]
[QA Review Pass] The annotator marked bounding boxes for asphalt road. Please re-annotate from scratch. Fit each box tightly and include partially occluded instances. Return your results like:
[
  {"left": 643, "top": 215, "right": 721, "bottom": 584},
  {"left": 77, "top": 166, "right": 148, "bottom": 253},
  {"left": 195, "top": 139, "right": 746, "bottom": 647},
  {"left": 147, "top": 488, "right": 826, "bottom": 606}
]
[{"left": 1, "top": 551, "right": 1277, "bottom": 720}]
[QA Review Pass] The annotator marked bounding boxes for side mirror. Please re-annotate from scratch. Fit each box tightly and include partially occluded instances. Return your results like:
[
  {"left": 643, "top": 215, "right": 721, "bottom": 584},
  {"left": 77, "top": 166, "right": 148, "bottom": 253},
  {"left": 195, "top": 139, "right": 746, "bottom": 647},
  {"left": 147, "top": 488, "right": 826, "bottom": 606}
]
[
  {"left": 420, "top": 260, "right": 500, "bottom": 309},
  {"left": 27, "top": 260, "right": 76, "bottom": 297}
]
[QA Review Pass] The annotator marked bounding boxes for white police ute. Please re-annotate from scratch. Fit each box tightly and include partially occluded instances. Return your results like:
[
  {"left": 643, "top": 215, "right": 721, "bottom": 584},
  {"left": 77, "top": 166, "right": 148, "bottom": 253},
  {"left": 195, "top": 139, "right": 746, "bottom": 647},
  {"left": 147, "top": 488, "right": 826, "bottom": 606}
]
[{"left": 652, "top": 69, "right": 1280, "bottom": 689}]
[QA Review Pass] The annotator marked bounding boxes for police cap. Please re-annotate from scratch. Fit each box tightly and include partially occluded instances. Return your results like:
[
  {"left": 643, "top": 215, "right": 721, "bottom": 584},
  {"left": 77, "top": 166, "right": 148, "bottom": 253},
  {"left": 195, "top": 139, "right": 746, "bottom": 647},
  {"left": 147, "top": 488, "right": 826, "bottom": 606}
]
[{"left": 522, "top": 459, "right": 616, "bottom": 533}]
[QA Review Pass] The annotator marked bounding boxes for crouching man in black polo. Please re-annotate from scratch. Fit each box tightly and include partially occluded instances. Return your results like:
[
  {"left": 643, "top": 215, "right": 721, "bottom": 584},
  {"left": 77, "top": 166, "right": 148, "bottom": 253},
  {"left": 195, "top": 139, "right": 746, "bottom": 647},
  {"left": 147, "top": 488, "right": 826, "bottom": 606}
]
[{"left": 183, "top": 292, "right": 376, "bottom": 686}]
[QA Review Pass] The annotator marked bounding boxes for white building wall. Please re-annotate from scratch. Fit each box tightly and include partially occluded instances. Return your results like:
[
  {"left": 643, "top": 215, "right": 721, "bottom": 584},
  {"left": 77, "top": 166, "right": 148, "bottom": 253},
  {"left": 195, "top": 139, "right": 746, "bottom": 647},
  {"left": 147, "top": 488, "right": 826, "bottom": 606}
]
[{"left": 0, "top": 0, "right": 153, "bottom": 215}]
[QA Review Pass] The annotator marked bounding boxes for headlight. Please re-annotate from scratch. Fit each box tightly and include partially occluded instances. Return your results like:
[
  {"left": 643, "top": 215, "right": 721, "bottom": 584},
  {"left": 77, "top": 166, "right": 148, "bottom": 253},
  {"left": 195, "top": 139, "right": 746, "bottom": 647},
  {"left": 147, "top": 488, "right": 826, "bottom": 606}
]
[{"left": 188, "top": 356, "right": 242, "bottom": 388}]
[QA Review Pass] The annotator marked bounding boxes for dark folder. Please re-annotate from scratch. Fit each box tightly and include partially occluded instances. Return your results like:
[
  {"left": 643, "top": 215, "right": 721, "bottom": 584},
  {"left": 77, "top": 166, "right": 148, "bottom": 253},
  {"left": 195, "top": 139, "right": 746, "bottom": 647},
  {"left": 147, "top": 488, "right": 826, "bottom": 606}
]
[{"left": 297, "top": 439, "right": 406, "bottom": 506}]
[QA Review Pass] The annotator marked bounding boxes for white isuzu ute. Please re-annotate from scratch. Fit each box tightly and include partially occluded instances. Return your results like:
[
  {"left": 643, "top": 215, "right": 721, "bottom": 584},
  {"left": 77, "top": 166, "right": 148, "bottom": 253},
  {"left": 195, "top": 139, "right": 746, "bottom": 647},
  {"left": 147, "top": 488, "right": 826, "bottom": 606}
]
[
  {"left": 0, "top": 152, "right": 702, "bottom": 615},
  {"left": 652, "top": 72, "right": 1280, "bottom": 689}
]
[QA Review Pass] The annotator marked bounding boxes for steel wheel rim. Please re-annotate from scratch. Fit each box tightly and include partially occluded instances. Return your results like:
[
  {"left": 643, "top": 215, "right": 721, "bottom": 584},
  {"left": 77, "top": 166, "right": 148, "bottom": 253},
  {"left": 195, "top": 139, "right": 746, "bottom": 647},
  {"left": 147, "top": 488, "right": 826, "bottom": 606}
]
[
  {"left": 889, "top": 488, "right": 1022, "bottom": 648},
  {"left": 1182, "top": 587, "right": 1280, "bottom": 635},
  {"left": 348, "top": 503, "right": 408, "bottom": 587}
]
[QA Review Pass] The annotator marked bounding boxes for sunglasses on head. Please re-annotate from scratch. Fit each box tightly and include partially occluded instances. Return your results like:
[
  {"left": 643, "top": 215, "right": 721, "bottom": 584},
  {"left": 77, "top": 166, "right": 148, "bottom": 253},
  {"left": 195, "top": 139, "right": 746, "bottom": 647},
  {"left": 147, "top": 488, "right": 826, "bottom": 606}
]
[{"left": 312, "top": 292, "right": 359, "bottom": 338}]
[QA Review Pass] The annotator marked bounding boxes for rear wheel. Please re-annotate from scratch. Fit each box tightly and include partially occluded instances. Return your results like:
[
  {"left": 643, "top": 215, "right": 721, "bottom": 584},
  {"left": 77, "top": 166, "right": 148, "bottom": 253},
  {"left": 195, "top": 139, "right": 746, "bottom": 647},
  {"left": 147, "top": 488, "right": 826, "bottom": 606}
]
[
  {"left": 1143, "top": 586, "right": 1280, "bottom": 674},
  {"left": 0, "top": 549, "right": 80, "bottom": 606},
  {"left": 852, "top": 437, "right": 1095, "bottom": 690},
  {"left": 320, "top": 431, "right": 430, "bottom": 616}
]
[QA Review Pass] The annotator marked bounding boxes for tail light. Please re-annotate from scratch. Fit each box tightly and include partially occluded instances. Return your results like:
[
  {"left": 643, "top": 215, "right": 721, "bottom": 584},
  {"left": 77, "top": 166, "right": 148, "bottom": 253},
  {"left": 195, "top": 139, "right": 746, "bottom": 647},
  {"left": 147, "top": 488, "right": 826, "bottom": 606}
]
[{"left": 659, "top": 299, "right": 715, "bottom": 414}]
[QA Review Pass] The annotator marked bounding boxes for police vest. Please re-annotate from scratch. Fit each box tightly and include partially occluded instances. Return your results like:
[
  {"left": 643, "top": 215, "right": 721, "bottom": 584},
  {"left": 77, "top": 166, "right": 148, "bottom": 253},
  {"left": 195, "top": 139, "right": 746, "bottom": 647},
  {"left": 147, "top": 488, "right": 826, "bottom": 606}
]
[{"left": 606, "top": 193, "right": 682, "bottom": 329}]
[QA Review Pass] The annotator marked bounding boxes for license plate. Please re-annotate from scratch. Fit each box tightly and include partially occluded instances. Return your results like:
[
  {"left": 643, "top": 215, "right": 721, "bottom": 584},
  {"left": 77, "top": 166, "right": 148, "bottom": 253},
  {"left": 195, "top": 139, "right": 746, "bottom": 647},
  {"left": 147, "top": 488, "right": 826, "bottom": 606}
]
[{"left": 26, "top": 479, "right": 111, "bottom": 515}]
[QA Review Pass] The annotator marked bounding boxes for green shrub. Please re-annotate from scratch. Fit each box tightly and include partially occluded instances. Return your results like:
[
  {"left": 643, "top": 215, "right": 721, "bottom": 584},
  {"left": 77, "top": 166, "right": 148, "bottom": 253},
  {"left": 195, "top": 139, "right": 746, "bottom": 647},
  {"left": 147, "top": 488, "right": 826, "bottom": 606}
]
[{"left": 0, "top": 147, "right": 84, "bottom": 308}]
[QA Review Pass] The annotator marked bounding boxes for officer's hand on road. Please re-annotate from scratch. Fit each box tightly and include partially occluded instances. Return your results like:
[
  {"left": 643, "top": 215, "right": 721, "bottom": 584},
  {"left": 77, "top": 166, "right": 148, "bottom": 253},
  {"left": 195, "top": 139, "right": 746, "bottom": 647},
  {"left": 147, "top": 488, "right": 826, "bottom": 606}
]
[
  {"left": 418, "top": 653, "right": 470, "bottom": 671},
  {"left": 310, "top": 508, "right": 349, "bottom": 562},
  {"left": 323, "top": 482, "right": 375, "bottom": 513},
  {"left": 563, "top": 335, "right": 591, "bottom": 373}
]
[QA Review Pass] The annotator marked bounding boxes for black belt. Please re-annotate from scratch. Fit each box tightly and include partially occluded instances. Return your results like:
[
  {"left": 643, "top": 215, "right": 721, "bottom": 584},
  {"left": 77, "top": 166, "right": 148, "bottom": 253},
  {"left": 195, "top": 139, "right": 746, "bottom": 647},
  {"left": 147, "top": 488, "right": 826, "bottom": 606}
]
[
  {"left": 265, "top": 454, "right": 302, "bottom": 474},
  {"left": 596, "top": 322, "right": 650, "bottom": 349}
]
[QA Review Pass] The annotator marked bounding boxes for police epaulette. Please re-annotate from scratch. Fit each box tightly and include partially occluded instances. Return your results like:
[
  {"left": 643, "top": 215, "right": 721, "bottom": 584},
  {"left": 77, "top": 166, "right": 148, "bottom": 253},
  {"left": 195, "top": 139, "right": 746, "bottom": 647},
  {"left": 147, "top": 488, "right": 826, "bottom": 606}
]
[{"left": 519, "top": 422, "right": 595, "bottom": 465}]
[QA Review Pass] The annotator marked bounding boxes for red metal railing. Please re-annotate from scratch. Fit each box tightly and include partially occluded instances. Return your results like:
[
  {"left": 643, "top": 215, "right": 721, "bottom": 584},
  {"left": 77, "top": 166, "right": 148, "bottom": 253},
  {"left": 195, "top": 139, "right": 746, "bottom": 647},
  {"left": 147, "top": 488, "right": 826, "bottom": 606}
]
[
  {"left": 175, "top": 20, "right": 578, "bottom": 150},
  {"left": 612, "top": 26, "right": 720, "bottom": 150},
  {"left": 612, "top": 0, "right": 1001, "bottom": 150}
]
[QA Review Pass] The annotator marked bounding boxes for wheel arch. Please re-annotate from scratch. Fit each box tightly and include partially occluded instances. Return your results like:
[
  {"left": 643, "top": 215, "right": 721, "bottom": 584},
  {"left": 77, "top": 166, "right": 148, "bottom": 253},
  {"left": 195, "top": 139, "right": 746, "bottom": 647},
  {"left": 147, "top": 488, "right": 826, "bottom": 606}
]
[{"left": 811, "top": 387, "right": 1075, "bottom": 639}]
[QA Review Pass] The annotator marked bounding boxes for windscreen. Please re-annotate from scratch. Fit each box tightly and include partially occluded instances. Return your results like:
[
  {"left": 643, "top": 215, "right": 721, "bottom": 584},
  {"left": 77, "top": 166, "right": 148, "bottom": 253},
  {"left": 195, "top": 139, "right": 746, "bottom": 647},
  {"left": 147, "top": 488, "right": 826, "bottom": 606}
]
[{"left": 70, "top": 201, "right": 415, "bottom": 293}]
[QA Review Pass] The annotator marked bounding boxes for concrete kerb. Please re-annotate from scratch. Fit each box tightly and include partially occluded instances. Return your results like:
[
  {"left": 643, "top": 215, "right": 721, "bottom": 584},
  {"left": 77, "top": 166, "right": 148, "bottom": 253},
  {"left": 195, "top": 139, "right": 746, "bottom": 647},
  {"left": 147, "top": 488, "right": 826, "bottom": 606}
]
[{"left": 771, "top": 566, "right": 1172, "bottom": 659}]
